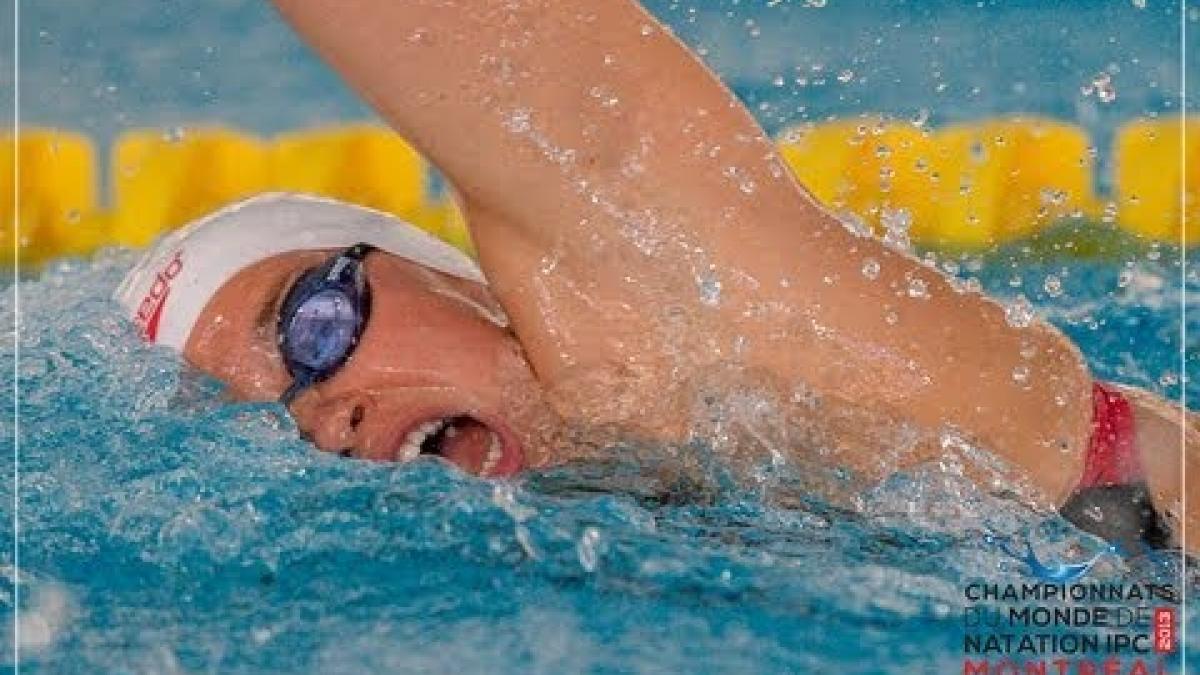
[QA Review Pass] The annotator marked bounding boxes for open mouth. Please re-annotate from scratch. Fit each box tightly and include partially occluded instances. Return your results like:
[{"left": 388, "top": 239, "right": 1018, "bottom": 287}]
[{"left": 393, "top": 414, "right": 523, "bottom": 477}]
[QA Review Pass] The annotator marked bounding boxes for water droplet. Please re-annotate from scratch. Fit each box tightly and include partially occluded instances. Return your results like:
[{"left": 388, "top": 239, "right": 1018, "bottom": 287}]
[
  {"left": 162, "top": 127, "right": 186, "bottom": 143},
  {"left": 1011, "top": 364, "right": 1031, "bottom": 386},
  {"left": 1019, "top": 341, "right": 1038, "bottom": 359},
  {"left": 1039, "top": 188, "right": 1067, "bottom": 206},
  {"left": 906, "top": 277, "right": 929, "bottom": 299},
  {"left": 732, "top": 335, "right": 750, "bottom": 355},
  {"left": 969, "top": 140, "right": 986, "bottom": 163},
  {"left": 766, "top": 155, "right": 786, "bottom": 179},
  {"left": 861, "top": 257, "right": 881, "bottom": 280},
  {"left": 772, "top": 75, "right": 786, "bottom": 88},
  {"left": 589, "top": 85, "right": 619, "bottom": 108},
  {"left": 837, "top": 69, "right": 854, "bottom": 83},
  {"left": 698, "top": 271, "right": 722, "bottom": 307},
  {"left": 881, "top": 207, "right": 912, "bottom": 251},
  {"left": 1101, "top": 201, "right": 1119, "bottom": 223},
  {"left": 640, "top": 24, "right": 655, "bottom": 36},
  {"left": 1159, "top": 371, "right": 1179, "bottom": 387},
  {"left": 722, "top": 165, "right": 757, "bottom": 194},
  {"left": 502, "top": 107, "right": 532, "bottom": 134},
  {"left": 577, "top": 527, "right": 601, "bottom": 572},
  {"left": 1082, "top": 72, "right": 1117, "bottom": 103},
  {"left": 1132, "top": 0, "right": 1146, "bottom": 9},
  {"left": 1004, "top": 294, "right": 1035, "bottom": 328},
  {"left": 884, "top": 309, "right": 899, "bottom": 325},
  {"left": 1043, "top": 275, "right": 1063, "bottom": 298}
]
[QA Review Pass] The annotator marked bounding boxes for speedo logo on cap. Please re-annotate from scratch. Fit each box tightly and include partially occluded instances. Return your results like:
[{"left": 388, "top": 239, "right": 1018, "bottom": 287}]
[{"left": 134, "top": 251, "right": 183, "bottom": 342}]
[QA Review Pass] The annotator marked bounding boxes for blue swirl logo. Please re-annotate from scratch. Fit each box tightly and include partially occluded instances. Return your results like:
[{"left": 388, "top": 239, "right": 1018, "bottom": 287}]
[
  {"left": 992, "top": 536, "right": 1120, "bottom": 583},
  {"left": 987, "top": 533, "right": 1177, "bottom": 584}
]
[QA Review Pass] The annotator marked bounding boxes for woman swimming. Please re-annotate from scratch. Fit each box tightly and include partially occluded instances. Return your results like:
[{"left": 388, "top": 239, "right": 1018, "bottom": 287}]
[{"left": 115, "top": 0, "right": 1195, "bottom": 552}]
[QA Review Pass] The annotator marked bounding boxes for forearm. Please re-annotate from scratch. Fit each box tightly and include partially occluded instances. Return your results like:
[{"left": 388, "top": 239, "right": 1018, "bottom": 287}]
[
  {"left": 270, "top": 0, "right": 801, "bottom": 241},
  {"left": 271, "top": 0, "right": 1095, "bottom": 496}
]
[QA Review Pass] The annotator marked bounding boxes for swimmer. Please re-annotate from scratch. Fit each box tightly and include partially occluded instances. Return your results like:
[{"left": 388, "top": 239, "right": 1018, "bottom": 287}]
[{"left": 115, "top": 0, "right": 1196, "bottom": 553}]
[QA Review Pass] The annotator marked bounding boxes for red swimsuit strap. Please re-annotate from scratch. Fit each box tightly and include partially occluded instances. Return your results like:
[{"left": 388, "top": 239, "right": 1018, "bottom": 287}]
[{"left": 1077, "top": 381, "right": 1142, "bottom": 489}]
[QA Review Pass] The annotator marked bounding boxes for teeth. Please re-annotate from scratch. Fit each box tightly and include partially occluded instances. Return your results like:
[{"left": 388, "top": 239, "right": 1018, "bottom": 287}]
[
  {"left": 480, "top": 431, "right": 503, "bottom": 475},
  {"left": 397, "top": 418, "right": 450, "bottom": 462}
]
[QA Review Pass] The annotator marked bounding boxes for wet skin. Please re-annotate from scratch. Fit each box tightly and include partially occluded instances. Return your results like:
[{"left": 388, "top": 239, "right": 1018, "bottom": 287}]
[
  {"left": 180, "top": 245, "right": 1198, "bottom": 551},
  {"left": 184, "top": 249, "right": 563, "bottom": 477}
]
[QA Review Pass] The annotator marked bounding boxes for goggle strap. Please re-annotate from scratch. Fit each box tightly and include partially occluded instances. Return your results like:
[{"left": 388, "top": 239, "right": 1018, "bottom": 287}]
[{"left": 280, "top": 377, "right": 311, "bottom": 407}]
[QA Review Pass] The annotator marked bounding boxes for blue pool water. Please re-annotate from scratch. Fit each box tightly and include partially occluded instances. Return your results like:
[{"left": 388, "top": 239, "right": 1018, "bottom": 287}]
[
  {"left": 6, "top": 0, "right": 1200, "bottom": 672},
  {"left": 2, "top": 250, "right": 1196, "bottom": 673}
]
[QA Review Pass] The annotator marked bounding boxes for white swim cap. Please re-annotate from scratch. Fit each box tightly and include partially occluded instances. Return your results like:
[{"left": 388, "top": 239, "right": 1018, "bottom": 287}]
[{"left": 114, "top": 192, "right": 484, "bottom": 350}]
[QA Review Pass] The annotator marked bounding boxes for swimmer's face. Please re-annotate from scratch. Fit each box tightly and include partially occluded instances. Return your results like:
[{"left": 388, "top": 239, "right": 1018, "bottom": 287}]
[{"left": 184, "top": 249, "right": 559, "bottom": 476}]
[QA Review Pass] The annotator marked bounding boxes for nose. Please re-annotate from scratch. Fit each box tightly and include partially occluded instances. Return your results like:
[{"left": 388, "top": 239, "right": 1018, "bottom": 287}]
[{"left": 290, "top": 391, "right": 372, "bottom": 456}]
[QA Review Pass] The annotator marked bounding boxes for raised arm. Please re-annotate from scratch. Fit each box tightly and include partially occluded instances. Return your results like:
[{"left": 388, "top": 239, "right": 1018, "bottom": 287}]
[
  {"left": 270, "top": 0, "right": 833, "bottom": 418},
  {"left": 271, "top": 0, "right": 1096, "bottom": 511}
]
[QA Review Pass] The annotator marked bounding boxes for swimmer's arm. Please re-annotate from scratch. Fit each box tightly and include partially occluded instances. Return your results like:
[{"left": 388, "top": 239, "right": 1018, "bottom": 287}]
[
  {"left": 269, "top": 0, "right": 819, "bottom": 377},
  {"left": 272, "top": 0, "right": 1096, "bottom": 505}
]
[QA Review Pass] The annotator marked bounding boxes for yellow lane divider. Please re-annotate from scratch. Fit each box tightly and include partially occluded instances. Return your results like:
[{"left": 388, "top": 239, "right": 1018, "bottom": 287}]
[
  {"left": 3, "top": 129, "right": 105, "bottom": 265},
  {"left": 4, "top": 125, "right": 472, "bottom": 267},
  {"left": 778, "top": 116, "right": 1099, "bottom": 248},
  {"left": 1113, "top": 118, "right": 1200, "bottom": 245},
  {"left": 111, "top": 127, "right": 270, "bottom": 248},
  {"left": 3, "top": 117, "right": 1197, "bottom": 266}
]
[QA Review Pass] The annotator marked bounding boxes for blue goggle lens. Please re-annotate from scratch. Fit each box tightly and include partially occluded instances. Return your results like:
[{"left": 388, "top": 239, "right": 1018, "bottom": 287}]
[
  {"left": 277, "top": 243, "right": 374, "bottom": 404},
  {"left": 286, "top": 288, "right": 359, "bottom": 372}
]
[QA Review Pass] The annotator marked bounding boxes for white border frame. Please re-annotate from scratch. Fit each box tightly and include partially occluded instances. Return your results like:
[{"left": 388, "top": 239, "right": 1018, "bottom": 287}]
[{"left": 0, "top": 0, "right": 1195, "bottom": 667}]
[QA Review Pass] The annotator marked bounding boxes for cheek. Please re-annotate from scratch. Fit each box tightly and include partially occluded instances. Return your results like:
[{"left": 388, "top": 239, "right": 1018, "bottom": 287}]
[
  {"left": 210, "top": 341, "right": 290, "bottom": 401},
  {"left": 429, "top": 327, "right": 516, "bottom": 382},
  {"left": 368, "top": 322, "right": 525, "bottom": 389}
]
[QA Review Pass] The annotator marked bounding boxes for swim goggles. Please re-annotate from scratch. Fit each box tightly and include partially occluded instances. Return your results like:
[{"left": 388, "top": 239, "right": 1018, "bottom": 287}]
[{"left": 276, "top": 243, "right": 375, "bottom": 406}]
